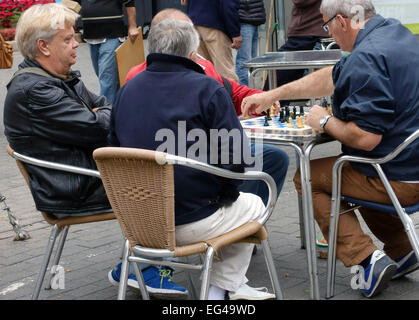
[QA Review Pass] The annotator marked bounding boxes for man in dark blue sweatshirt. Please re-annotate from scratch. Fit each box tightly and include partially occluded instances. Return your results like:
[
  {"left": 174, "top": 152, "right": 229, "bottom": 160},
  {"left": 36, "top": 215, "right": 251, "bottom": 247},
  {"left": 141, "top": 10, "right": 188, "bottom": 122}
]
[
  {"left": 108, "top": 18, "right": 276, "bottom": 300},
  {"left": 181, "top": 0, "right": 242, "bottom": 82}
]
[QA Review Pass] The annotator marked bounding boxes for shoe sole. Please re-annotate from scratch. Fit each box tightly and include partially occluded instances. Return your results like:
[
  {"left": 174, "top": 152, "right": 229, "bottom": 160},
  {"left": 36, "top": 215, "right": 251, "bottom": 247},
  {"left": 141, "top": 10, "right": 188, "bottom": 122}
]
[{"left": 362, "top": 263, "right": 397, "bottom": 298}]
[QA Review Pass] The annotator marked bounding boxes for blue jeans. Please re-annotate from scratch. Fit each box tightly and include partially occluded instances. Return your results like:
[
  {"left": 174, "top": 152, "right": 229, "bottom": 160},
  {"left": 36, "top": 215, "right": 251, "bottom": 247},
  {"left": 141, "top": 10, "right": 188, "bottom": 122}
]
[
  {"left": 239, "top": 143, "right": 289, "bottom": 206},
  {"left": 235, "top": 23, "right": 259, "bottom": 86},
  {"left": 89, "top": 38, "right": 121, "bottom": 103}
]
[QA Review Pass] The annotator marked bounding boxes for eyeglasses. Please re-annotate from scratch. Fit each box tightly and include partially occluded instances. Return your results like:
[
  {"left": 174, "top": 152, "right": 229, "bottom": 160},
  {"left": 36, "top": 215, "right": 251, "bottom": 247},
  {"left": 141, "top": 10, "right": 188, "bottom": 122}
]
[{"left": 321, "top": 14, "right": 337, "bottom": 32}]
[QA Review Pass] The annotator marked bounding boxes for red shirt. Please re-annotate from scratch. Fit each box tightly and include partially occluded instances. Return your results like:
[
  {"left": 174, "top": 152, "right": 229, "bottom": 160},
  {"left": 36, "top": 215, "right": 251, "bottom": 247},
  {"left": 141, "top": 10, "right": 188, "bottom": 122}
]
[{"left": 124, "top": 58, "right": 262, "bottom": 116}]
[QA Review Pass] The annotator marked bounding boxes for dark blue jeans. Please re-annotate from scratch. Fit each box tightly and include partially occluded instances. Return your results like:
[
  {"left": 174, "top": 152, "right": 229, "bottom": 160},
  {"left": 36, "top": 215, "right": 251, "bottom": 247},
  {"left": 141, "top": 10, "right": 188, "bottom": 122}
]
[{"left": 239, "top": 142, "right": 289, "bottom": 206}]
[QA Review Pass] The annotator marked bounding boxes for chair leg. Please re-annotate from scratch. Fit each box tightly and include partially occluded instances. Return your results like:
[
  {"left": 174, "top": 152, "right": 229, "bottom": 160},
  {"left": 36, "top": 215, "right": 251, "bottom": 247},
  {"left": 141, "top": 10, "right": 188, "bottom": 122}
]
[
  {"left": 131, "top": 260, "right": 149, "bottom": 300},
  {"left": 44, "top": 226, "right": 70, "bottom": 290},
  {"left": 297, "top": 195, "right": 306, "bottom": 249},
  {"left": 117, "top": 239, "right": 130, "bottom": 300},
  {"left": 326, "top": 202, "right": 341, "bottom": 299},
  {"left": 199, "top": 246, "right": 214, "bottom": 300},
  {"left": 31, "top": 225, "right": 62, "bottom": 300},
  {"left": 400, "top": 214, "right": 419, "bottom": 263},
  {"left": 261, "top": 239, "right": 284, "bottom": 300}
]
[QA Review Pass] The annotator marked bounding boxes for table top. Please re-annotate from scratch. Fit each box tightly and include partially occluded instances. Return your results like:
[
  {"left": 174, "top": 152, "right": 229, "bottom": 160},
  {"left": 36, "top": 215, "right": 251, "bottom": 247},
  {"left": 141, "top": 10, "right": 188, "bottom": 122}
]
[{"left": 243, "top": 50, "right": 343, "bottom": 70}]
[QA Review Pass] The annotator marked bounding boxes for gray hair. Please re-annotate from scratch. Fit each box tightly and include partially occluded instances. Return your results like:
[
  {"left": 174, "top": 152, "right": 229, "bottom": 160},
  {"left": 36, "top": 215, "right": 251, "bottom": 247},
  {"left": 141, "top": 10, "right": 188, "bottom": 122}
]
[
  {"left": 320, "top": 0, "right": 376, "bottom": 19},
  {"left": 147, "top": 19, "right": 199, "bottom": 58},
  {"left": 15, "top": 3, "right": 79, "bottom": 59}
]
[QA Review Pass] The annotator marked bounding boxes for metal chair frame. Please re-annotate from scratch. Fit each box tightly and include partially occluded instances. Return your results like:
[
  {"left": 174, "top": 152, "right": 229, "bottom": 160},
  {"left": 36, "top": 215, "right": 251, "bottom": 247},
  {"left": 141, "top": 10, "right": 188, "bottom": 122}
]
[
  {"left": 326, "top": 129, "right": 419, "bottom": 298},
  {"left": 93, "top": 147, "right": 284, "bottom": 300},
  {"left": 7, "top": 146, "right": 115, "bottom": 300}
]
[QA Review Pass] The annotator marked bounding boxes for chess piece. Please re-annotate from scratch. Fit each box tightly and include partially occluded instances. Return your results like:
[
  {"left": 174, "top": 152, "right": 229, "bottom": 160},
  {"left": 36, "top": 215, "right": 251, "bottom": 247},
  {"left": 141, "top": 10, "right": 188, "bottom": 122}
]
[
  {"left": 264, "top": 115, "right": 269, "bottom": 126},
  {"left": 288, "top": 116, "right": 293, "bottom": 128},
  {"left": 299, "top": 105, "right": 304, "bottom": 116}
]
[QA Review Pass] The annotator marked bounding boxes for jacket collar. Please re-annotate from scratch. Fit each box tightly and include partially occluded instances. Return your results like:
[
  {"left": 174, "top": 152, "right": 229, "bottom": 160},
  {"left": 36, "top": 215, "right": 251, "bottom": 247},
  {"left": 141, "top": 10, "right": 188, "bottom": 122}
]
[
  {"left": 354, "top": 14, "right": 387, "bottom": 49},
  {"left": 146, "top": 53, "right": 206, "bottom": 75},
  {"left": 19, "top": 59, "right": 81, "bottom": 81}
]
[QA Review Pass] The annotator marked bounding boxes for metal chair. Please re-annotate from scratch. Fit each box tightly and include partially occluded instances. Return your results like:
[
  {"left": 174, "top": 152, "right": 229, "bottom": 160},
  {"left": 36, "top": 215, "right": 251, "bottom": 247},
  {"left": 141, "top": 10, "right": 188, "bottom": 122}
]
[
  {"left": 326, "top": 129, "right": 419, "bottom": 298},
  {"left": 6, "top": 145, "right": 115, "bottom": 300},
  {"left": 93, "top": 147, "right": 283, "bottom": 300}
]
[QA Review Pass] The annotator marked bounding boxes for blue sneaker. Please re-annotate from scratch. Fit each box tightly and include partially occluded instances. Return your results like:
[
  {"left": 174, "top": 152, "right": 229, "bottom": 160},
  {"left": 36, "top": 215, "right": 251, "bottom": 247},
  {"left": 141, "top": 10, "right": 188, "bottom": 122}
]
[
  {"left": 359, "top": 250, "right": 397, "bottom": 298},
  {"left": 392, "top": 251, "right": 419, "bottom": 280},
  {"left": 108, "top": 263, "right": 188, "bottom": 299},
  {"left": 142, "top": 266, "right": 188, "bottom": 299}
]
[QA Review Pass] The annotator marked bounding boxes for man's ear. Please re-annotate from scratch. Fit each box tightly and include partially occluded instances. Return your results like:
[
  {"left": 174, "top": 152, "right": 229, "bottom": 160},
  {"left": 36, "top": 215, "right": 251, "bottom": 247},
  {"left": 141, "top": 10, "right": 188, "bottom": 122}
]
[
  {"left": 337, "top": 14, "right": 348, "bottom": 31},
  {"left": 37, "top": 39, "right": 51, "bottom": 57}
]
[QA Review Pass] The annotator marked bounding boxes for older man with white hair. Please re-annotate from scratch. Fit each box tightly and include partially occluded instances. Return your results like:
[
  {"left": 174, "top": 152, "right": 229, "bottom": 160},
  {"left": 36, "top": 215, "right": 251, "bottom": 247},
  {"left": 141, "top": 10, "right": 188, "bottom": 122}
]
[
  {"left": 109, "top": 18, "right": 276, "bottom": 300},
  {"left": 241, "top": 0, "right": 419, "bottom": 298}
]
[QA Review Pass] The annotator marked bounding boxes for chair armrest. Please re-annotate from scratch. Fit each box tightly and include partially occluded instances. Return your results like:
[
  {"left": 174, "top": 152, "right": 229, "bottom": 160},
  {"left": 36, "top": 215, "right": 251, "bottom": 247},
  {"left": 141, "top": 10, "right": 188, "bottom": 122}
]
[
  {"left": 11, "top": 150, "right": 101, "bottom": 179},
  {"left": 165, "top": 154, "right": 277, "bottom": 226}
]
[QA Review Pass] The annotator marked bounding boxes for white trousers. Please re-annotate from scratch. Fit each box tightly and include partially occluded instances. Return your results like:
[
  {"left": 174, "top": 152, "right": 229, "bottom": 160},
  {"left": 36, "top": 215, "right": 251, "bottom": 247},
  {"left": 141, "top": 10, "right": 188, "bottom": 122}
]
[{"left": 175, "top": 192, "right": 265, "bottom": 292}]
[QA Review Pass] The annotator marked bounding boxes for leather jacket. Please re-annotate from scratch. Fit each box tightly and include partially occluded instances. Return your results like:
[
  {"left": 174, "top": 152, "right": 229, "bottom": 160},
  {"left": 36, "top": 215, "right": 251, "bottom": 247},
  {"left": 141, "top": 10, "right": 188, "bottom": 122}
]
[{"left": 4, "top": 59, "right": 112, "bottom": 215}]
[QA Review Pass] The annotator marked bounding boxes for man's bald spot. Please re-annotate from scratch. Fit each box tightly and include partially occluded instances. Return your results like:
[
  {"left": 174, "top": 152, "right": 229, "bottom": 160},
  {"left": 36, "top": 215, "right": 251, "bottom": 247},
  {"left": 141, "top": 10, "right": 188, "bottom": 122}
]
[{"left": 151, "top": 8, "right": 192, "bottom": 27}]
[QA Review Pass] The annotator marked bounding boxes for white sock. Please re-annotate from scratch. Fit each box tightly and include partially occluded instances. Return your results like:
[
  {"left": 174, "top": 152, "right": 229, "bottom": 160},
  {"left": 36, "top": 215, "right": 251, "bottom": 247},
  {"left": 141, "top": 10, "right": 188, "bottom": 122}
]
[{"left": 208, "top": 285, "right": 226, "bottom": 300}]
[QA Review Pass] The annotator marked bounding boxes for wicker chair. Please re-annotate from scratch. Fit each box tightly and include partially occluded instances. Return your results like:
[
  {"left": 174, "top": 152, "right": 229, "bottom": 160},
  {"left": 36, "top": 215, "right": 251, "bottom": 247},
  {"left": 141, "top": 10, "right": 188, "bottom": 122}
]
[
  {"left": 6, "top": 145, "right": 115, "bottom": 300},
  {"left": 93, "top": 147, "right": 283, "bottom": 300}
]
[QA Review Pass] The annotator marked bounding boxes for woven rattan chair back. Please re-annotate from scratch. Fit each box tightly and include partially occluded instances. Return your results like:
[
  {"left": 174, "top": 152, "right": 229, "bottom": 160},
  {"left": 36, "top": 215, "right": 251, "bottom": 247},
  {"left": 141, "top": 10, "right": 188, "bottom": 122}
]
[{"left": 93, "top": 147, "right": 176, "bottom": 251}]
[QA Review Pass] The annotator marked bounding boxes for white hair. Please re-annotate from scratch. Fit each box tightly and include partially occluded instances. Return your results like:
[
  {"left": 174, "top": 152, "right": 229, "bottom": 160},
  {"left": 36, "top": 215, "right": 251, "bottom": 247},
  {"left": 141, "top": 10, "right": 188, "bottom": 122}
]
[
  {"left": 320, "top": 0, "right": 376, "bottom": 19},
  {"left": 147, "top": 19, "right": 199, "bottom": 58},
  {"left": 15, "top": 3, "right": 79, "bottom": 59}
]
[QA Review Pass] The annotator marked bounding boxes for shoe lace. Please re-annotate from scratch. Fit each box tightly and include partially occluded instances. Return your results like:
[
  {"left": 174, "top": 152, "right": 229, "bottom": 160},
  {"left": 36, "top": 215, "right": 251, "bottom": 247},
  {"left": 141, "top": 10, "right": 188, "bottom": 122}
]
[{"left": 158, "top": 267, "right": 173, "bottom": 288}]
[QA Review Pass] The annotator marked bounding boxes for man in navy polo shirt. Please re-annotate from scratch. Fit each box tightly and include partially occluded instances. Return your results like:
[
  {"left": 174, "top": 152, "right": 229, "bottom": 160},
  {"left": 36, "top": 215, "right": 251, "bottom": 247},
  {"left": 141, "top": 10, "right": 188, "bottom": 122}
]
[{"left": 241, "top": 0, "right": 419, "bottom": 298}]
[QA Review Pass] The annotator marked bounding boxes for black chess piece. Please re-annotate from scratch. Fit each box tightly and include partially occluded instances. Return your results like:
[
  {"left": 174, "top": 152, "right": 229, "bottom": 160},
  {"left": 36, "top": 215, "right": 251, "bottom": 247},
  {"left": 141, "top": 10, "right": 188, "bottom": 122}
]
[
  {"left": 264, "top": 115, "right": 269, "bottom": 126},
  {"left": 299, "top": 105, "right": 304, "bottom": 115},
  {"left": 292, "top": 106, "right": 297, "bottom": 119},
  {"left": 285, "top": 105, "right": 290, "bottom": 118}
]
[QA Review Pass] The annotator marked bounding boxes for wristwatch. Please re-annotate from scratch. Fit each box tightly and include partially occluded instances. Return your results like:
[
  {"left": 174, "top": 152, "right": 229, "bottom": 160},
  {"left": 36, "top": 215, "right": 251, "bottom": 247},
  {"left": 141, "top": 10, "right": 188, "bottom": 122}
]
[{"left": 319, "top": 114, "right": 333, "bottom": 130}]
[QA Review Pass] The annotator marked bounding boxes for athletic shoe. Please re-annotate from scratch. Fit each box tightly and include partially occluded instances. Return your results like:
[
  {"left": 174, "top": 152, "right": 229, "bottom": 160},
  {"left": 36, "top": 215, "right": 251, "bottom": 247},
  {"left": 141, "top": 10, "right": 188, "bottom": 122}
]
[
  {"left": 108, "top": 263, "right": 188, "bottom": 299},
  {"left": 359, "top": 250, "right": 397, "bottom": 298},
  {"left": 229, "top": 284, "right": 275, "bottom": 300},
  {"left": 392, "top": 251, "right": 419, "bottom": 279}
]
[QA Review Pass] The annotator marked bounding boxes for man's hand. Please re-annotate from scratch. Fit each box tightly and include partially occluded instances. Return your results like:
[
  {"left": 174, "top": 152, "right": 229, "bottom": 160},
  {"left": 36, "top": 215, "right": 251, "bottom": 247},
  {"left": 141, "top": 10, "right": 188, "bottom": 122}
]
[
  {"left": 231, "top": 36, "right": 242, "bottom": 49},
  {"left": 241, "top": 92, "right": 275, "bottom": 117},
  {"left": 305, "top": 105, "right": 330, "bottom": 131},
  {"left": 128, "top": 27, "right": 139, "bottom": 43}
]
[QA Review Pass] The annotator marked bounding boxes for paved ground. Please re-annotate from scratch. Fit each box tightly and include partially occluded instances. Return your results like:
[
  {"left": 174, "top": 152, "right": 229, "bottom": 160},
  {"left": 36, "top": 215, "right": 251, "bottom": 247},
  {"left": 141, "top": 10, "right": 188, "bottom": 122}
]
[{"left": 0, "top": 43, "right": 418, "bottom": 302}]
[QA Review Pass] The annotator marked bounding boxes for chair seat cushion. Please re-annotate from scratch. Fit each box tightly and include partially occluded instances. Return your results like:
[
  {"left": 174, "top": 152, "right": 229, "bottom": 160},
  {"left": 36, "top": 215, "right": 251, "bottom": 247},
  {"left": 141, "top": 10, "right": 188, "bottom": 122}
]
[{"left": 342, "top": 196, "right": 419, "bottom": 215}]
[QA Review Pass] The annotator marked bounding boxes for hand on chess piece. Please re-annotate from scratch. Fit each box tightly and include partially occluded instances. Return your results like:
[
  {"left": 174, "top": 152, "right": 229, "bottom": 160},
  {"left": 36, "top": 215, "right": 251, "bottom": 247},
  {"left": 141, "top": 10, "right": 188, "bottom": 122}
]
[{"left": 241, "top": 92, "right": 276, "bottom": 117}]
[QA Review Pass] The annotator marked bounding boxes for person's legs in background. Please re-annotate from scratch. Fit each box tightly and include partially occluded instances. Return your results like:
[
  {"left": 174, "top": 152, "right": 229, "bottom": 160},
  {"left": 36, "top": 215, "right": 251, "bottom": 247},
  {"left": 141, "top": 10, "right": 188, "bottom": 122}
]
[
  {"left": 91, "top": 38, "right": 121, "bottom": 104},
  {"left": 195, "top": 25, "right": 239, "bottom": 82},
  {"left": 236, "top": 23, "right": 258, "bottom": 86}
]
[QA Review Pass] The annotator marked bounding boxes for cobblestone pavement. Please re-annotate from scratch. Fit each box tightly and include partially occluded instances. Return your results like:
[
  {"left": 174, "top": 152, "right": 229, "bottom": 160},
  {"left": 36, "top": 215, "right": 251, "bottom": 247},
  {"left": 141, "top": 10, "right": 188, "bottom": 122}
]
[{"left": 0, "top": 44, "right": 418, "bottom": 301}]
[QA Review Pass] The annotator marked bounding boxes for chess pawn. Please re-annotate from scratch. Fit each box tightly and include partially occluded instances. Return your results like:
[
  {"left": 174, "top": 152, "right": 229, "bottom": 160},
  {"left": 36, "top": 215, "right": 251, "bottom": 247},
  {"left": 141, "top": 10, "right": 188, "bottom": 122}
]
[{"left": 288, "top": 116, "right": 293, "bottom": 128}]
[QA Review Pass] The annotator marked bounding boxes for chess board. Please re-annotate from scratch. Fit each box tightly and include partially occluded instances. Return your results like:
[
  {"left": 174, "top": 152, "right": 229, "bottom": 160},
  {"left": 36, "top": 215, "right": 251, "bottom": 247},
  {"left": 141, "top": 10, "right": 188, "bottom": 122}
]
[{"left": 241, "top": 114, "right": 321, "bottom": 141}]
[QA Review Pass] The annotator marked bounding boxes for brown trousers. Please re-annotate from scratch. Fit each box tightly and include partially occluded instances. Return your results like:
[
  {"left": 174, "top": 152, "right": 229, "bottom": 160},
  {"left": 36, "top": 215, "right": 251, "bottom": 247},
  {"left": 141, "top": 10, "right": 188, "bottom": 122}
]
[
  {"left": 294, "top": 155, "right": 419, "bottom": 267},
  {"left": 194, "top": 25, "right": 239, "bottom": 82}
]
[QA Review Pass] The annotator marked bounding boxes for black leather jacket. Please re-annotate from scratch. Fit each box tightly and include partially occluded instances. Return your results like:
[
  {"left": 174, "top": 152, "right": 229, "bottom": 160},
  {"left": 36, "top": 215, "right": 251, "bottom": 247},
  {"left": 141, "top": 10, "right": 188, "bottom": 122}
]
[{"left": 4, "top": 59, "right": 111, "bottom": 215}]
